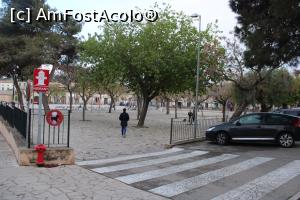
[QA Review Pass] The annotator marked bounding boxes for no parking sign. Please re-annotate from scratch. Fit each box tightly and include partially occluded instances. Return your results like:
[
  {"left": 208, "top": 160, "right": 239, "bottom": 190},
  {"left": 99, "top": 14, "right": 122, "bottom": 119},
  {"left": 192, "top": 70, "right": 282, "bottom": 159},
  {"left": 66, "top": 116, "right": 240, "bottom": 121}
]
[{"left": 46, "top": 109, "right": 64, "bottom": 126}]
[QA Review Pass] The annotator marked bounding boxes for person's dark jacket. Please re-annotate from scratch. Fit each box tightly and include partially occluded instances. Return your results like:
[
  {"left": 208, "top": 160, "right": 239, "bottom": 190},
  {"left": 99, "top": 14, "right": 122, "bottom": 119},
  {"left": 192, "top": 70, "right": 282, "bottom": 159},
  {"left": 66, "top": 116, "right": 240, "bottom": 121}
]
[{"left": 119, "top": 112, "right": 129, "bottom": 126}]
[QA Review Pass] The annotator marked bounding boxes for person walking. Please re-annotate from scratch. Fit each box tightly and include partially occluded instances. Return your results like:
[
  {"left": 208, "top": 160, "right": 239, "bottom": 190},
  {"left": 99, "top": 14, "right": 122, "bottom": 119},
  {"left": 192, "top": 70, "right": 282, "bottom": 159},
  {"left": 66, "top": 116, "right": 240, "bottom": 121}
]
[{"left": 119, "top": 108, "right": 129, "bottom": 137}]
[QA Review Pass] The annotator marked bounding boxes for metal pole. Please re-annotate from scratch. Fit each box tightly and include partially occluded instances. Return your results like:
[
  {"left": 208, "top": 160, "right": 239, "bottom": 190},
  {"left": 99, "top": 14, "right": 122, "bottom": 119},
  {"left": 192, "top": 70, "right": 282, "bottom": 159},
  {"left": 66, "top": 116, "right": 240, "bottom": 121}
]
[
  {"left": 27, "top": 108, "right": 31, "bottom": 148},
  {"left": 12, "top": 84, "right": 15, "bottom": 102},
  {"left": 194, "top": 15, "right": 201, "bottom": 139},
  {"left": 67, "top": 110, "right": 71, "bottom": 147},
  {"left": 37, "top": 92, "right": 43, "bottom": 144},
  {"left": 170, "top": 118, "right": 173, "bottom": 145},
  {"left": 26, "top": 81, "right": 31, "bottom": 148}
]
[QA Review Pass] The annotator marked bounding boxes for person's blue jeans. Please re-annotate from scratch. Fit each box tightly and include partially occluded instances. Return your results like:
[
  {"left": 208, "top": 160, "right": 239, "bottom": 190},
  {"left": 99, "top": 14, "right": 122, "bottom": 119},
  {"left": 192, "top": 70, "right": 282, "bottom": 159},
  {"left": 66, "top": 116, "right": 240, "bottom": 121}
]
[{"left": 121, "top": 126, "right": 127, "bottom": 136}]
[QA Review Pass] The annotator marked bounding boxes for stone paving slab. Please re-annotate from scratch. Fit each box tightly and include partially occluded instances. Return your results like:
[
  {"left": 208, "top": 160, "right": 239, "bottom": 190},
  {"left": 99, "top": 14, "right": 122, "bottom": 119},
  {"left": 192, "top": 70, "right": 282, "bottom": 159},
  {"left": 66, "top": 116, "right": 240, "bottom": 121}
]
[
  {"left": 0, "top": 165, "right": 168, "bottom": 200},
  {"left": 0, "top": 134, "right": 18, "bottom": 169}
]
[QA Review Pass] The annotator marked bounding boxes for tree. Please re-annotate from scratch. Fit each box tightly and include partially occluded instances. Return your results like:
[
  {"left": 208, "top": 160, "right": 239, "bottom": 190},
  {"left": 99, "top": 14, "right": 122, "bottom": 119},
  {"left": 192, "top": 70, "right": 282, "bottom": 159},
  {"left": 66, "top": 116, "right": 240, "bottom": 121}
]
[
  {"left": 0, "top": 0, "right": 82, "bottom": 112},
  {"left": 209, "top": 82, "right": 233, "bottom": 122},
  {"left": 255, "top": 69, "right": 296, "bottom": 111},
  {"left": 0, "top": 0, "right": 53, "bottom": 110},
  {"left": 292, "top": 75, "right": 300, "bottom": 107},
  {"left": 120, "top": 6, "right": 225, "bottom": 127},
  {"left": 230, "top": 0, "right": 300, "bottom": 69},
  {"left": 74, "top": 68, "right": 96, "bottom": 121},
  {"left": 81, "top": 5, "right": 224, "bottom": 127},
  {"left": 223, "top": 38, "right": 274, "bottom": 120},
  {"left": 80, "top": 25, "right": 125, "bottom": 113},
  {"left": 41, "top": 18, "right": 82, "bottom": 113}
]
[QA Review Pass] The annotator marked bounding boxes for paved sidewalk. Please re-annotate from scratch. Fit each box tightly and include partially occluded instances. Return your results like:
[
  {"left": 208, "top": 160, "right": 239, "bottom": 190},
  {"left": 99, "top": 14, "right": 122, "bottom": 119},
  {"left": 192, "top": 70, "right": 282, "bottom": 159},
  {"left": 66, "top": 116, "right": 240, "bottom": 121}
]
[
  {"left": 0, "top": 132, "right": 168, "bottom": 200},
  {"left": 0, "top": 165, "right": 168, "bottom": 200},
  {"left": 0, "top": 134, "right": 18, "bottom": 169}
]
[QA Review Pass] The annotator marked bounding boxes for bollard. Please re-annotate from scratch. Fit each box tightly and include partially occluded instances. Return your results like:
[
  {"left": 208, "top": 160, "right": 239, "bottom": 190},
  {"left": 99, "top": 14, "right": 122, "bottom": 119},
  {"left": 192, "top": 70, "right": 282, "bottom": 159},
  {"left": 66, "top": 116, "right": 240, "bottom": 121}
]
[{"left": 34, "top": 144, "right": 47, "bottom": 167}]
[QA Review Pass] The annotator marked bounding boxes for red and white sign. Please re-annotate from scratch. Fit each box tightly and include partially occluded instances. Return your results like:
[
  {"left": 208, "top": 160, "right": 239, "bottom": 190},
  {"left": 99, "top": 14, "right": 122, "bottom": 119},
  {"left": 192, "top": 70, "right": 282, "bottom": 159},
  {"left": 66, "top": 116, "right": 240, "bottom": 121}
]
[
  {"left": 46, "top": 110, "right": 64, "bottom": 126},
  {"left": 33, "top": 69, "right": 49, "bottom": 92}
]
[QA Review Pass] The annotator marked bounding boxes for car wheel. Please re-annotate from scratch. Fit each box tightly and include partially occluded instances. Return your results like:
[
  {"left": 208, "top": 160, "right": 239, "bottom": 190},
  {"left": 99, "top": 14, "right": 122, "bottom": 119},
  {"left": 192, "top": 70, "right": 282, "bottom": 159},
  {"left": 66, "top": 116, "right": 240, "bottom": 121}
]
[
  {"left": 278, "top": 132, "right": 295, "bottom": 148},
  {"left": 216, "top": 132, "right": 229, "bottom": 145}
]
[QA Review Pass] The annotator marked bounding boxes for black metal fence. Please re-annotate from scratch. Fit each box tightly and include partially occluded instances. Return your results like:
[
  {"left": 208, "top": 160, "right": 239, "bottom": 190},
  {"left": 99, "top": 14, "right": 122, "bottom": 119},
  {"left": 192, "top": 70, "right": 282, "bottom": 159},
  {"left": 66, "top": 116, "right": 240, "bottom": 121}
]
[
  {"left": 170, "top": 116, "right": 224, "bottom": 145},
  {"left": 28, "top": 109, "right": 71, "bottom": 148},
  {"left": 0, "top": 103, "right": 27, "bottom": 138},
  {"left": 0, "top": 101, "right": 71, "bottom": 148}
]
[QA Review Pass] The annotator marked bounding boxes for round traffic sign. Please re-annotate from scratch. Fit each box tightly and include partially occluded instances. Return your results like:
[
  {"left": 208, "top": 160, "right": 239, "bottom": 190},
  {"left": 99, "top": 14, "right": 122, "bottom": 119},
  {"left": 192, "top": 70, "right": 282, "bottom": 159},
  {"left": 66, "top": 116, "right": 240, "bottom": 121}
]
[{"left": 46, "top": 109, "right": 64, "bottom": 126}]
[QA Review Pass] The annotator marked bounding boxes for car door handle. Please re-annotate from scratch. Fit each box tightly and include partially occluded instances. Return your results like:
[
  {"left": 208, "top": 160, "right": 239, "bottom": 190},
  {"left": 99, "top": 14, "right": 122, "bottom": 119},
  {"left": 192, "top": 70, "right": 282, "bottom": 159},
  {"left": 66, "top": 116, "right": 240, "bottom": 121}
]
[{"left": 257, "top": 126, "right": 261, "bottom": 128}]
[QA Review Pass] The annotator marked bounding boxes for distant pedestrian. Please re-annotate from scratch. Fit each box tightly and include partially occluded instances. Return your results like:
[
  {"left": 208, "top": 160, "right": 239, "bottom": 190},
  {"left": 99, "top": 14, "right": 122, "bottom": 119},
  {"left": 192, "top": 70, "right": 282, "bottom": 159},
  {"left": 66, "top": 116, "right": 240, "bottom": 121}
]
[
  {"left": 119, "top": 108, "right": 129, "bottom": 137},
  {"left": 188, "top": 110, "right": 193, "bottom": 123}
]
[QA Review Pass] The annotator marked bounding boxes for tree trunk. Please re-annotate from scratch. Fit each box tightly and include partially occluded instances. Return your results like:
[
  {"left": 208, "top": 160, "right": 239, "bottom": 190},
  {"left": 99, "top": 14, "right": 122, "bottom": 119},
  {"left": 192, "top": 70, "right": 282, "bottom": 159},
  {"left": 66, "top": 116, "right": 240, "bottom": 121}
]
[
  {"left": 166, "top": 97, "right": 170, "bottom": 115},
  {"left": 82, "top": 99, "right": 86, "bottom": 121},
  {"left": 137, "top": 98, "right": 150, "bottom": 127},
  {"left": 175, "top": 98, "right": 178, "bottom": 119},
  {"left": 155, "top": 98, "right": 159, "bottom": 110},
  {"left": 230, "top": 101, "right": 248, "bottom": 121},
  {"left": 12, "top": 75, "right": 24, "bottom": 111},
  {"left": 137, "top": 96, "right": 143, "bottom": 120},
  {"left": 222, "top": 102, "right": 226, "bottom": 122},
  {"left": 42, "top": 93, "right": 50, "bottom": 114},
  {"left": 108, "top": 95, "right": 114, "bottom": 113}
]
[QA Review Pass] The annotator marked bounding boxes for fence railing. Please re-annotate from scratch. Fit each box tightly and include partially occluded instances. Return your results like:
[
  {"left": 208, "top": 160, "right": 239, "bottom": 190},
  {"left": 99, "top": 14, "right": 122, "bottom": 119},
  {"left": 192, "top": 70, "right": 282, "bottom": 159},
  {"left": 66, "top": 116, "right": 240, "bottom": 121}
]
[
  {"left": 0, "top": 103, "right": 27, "bottom": 138},
  {"left": 170, "top": 116, "right": 224, "bottom": 145},
  {"left": 28, "top": 109, "right": 71, "bottom": 148},
  {"left": 0, "top": 101, "right": 71, "bottom": 148}
]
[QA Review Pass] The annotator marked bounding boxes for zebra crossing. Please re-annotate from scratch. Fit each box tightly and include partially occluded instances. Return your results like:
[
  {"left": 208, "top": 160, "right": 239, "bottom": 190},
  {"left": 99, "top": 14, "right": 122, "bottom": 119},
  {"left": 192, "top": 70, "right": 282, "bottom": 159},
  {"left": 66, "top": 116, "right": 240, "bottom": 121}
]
[{"left": 76, "top": 148, "right": 300, "bottom": 200}]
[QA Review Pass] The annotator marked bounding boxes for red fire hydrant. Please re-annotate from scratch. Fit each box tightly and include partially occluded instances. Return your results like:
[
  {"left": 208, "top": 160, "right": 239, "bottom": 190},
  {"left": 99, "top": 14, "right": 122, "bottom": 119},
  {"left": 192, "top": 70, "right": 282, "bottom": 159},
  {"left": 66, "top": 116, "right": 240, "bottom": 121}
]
[{"left": 34, "top": 144, "right": 47, "bottom": 167}]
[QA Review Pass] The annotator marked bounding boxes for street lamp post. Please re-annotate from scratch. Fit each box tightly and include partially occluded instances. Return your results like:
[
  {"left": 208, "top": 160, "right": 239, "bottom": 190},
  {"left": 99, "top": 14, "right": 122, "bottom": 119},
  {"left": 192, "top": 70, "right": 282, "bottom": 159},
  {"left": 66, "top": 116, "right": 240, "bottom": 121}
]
[{"left": 191, "top": 13, "right": 201, "bottom": 139}]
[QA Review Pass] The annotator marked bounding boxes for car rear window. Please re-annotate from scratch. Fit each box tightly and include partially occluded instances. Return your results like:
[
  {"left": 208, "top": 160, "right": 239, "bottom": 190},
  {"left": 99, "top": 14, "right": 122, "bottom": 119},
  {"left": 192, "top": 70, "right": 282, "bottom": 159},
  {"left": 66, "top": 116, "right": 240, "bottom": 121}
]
[{"left": 265, "top": 114, "right": 291, "bottom": 125}]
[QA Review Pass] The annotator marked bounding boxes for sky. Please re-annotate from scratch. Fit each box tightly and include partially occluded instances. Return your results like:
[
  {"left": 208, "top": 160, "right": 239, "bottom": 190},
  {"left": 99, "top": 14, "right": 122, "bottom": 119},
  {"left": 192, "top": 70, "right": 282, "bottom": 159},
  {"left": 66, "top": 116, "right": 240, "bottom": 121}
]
[{"left": 46, "top": 0, "right": 238, "bottom": 39}]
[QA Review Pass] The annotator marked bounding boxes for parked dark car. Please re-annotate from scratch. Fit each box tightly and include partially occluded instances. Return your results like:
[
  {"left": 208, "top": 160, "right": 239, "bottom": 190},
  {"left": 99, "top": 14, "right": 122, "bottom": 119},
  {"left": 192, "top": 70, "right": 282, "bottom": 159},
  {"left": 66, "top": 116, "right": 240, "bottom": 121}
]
[
  {"left": 206, "top": 113, "right": 300, "bottom": 148},
  {"left": 273, "top": 108, "right": 300, "bottom": 117}
]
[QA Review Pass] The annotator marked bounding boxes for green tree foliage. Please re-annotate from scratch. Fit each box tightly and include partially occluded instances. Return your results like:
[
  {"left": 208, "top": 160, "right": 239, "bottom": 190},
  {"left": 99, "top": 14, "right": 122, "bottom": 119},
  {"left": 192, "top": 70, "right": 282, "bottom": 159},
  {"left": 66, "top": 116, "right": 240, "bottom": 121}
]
[
  {"left": 230, "top": 0, "right": 300, "bottom": 69},
  {"left": 0, "top": 0, "right": 82, "bottom": 111},
  {"left": 232, "top": 69, "right": 297, "bottom": 114},
  {"left": 255, "top": 69, "right": 296, "bottom": 111},
  {"left": 292, "top": 75, "right": 300, "bottom": 106},
  {"left": 0, "top": 0, "right": 53, "bottom": 110},
  {"left": 81, "top": 24, "right": 125, "bottom": 113},
  {"left": 81, "top": 5, "right": 225, "bottom": 127}
]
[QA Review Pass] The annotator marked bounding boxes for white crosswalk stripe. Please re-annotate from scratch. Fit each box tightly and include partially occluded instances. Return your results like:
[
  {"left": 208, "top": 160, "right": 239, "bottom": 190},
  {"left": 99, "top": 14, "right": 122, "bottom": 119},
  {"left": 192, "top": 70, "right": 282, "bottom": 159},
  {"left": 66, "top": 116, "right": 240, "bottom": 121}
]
[
  {"left": 211, "top": 160, "right": 300, "bottom": 200},
  {"left": 92, "top": 150, "right": 208, "bottom": 173},
  {"left": 76, "top": 147, "right": 183, "bottom": 166},
  {"left": 149, "top": 157, "right": 273, "bottom": 197},
  {"left": 78, "top": 149, "right": 300, "bottom": 200},
  {"left": 116, "top": 154, "right": 239, "bottom": 184}
]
